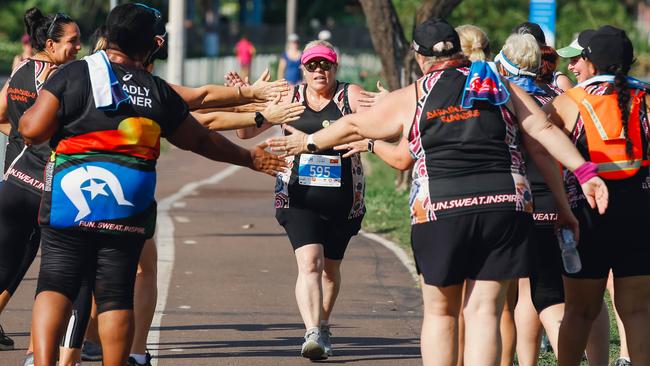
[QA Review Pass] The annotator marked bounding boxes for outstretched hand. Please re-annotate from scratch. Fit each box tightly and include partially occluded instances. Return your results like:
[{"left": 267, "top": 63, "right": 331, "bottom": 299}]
[
  {"left": 334, "top": 139, "right": 370, "bottom": 158},
  {"left": 263, "top": 94, "right": 306, "bottom": 125},
  {"left": 358, "top": 80, "right": 389, "bottom": 108},
  {"left": 224, "top": 71, "right": 248, "bottom": 87},
  {"left": 580, "top": 176, "right": 609, "bottom": 214},
  {"left": 251, "top": 68, "right": 289, "bottom": 101},
  {"left": 266, "top": 125, "right": 308, "bottom": 157},
  {"left": 249, "top": 141, "right": 287, "bottom": 176}
]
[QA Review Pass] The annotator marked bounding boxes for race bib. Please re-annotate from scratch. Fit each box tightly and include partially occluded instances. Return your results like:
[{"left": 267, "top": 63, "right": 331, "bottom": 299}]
[{"left": 298, "top": 154, "right": 341, "bottom": 187}]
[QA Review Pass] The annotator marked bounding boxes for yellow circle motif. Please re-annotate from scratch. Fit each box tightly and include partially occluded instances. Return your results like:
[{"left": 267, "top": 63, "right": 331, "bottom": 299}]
[{"left": 322, "top": 120, "right": 330, "bottom": 128}]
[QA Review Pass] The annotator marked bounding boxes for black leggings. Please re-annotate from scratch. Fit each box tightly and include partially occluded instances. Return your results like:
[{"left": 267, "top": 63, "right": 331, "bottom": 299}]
[
  {"left": 37, "top": 228, "right": 145, "bottom": 314},
  {"left": 0, "top": 181, "right": 41, "bottom": 295}
]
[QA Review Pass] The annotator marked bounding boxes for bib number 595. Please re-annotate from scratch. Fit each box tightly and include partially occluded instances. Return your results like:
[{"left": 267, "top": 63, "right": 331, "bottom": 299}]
[{"left": 310, "top": 165, "right": 331, "bottom": 177}]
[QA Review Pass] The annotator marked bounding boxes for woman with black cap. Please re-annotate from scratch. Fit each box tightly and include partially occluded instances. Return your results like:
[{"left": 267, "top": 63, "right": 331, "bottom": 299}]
[
  {"left": 543, "top": 25, "right": 650, "bottom": 366},
  {"left": 268, "top": 18, "right": 609, "bottom": 366},
  {"left": 18, "top": 4, "right": 285, "bottom": 365}
]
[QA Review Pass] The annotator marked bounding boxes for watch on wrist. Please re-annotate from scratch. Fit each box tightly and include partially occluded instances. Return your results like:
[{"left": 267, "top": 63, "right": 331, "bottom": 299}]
[
  {"left": 367, "top": 139, "right": 375, "bottom": 153},
  {"left": 306, "top": 134, "right": 319, "bottom": 152},
  {"left": 254, "top": 112, "right": 265, "bottom": 128}
]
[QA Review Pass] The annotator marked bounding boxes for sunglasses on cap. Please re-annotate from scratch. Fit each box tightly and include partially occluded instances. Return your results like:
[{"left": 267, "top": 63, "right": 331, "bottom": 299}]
[
  {"left": 134, "top": 3, "right": 162, "bottom": 19},
  {"left": 134, "top": 3, "right": 167, "bottom": 38},
  {"left": 304, "top": 60, "right": 334, "bottom": 72},
  {"left": 46, "top": 13, "right": 71, "bottom": 39}
]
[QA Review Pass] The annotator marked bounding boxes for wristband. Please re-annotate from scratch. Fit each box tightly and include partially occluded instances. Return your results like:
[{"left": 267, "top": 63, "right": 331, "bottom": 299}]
[{"left": 573, "top": 161, "right": 598, "bottom": 184}]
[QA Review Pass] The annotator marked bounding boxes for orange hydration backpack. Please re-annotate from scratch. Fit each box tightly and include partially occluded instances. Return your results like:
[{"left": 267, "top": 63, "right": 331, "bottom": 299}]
[{"left": 566, "top": 86, "right": 647, "bottom": 180}]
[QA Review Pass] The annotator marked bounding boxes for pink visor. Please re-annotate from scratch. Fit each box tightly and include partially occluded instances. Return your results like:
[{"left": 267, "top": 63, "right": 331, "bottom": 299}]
[{"left": 301, "top": 45, "right": 338, "bottom": 64}]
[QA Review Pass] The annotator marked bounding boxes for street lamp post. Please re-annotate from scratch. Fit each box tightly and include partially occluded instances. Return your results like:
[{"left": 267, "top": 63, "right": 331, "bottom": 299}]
[
  {"left": 287, "top": 0, "right": 297, "bottom": 37},
  {"left": 168, "top": 0, "right": 186, "bottom": 85}
]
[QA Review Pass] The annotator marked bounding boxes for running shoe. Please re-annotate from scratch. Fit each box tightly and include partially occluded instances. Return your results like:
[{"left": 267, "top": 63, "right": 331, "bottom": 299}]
[
  {"left": 0, "top": 325, "right": 14, "bottom": 350},
  {"left": 300, "top": 327, "right": 327, "bottom": 360},
  {"left": 81, "top": 340, "right": 103, "bottom": 361},
  {"left": 320, "top": 324, "right": 333, "bottom": 356},
  {"left": 614, "top": 358, "right": 632, "bottom": 366},
  {"left": 22, "top": 352, "right": 34, "bottom": 366},
  {"left": 127, "top": 351, "right": 152, "bottom": 366}
]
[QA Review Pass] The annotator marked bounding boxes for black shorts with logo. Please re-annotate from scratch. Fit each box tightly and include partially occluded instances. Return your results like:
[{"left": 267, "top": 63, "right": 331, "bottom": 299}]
[{"left": 411, "top": 211, "right": 532, "bottom": 286}]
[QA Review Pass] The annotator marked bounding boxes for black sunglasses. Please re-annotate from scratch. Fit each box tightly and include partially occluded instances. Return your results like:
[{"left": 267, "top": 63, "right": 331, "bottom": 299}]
[
  {"left": 304, "top": 60, "right": 334, "bottom": 72},
  {"left": 46, "top": 13, "right": 71, "bottom": 39},
  {"left": 134, "top": 3, "right": 162, "bottom": 19}
]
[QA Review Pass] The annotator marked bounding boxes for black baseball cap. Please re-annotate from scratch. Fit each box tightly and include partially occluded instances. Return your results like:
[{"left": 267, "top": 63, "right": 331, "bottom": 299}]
[
  {"left": 583, "top": 25, "right": 634, "bottom": 72},
  {"left": 412, "top": 18, "right": 460, "bottom": 57},
  {"left": 513, "top": 22, "right": 546, "bottom": 45}
]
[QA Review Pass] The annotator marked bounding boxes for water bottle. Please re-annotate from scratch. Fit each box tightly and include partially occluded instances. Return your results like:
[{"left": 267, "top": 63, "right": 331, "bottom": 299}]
[{"left": 557, "top": 228, "right": 582, "bottom": 274}]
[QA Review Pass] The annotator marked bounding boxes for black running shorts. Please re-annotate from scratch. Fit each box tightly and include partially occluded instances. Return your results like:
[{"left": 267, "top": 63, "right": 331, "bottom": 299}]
[
  {"left": 0, "top": 181, "right": 41, "bottom": 295},
  {"left": 37, "top": 228, "right": 145, "bottom": 314},
  {"left": 567, "top": 187, "right": 650, "bottom": 279},
  {"left": 411, "top": 211, "right": 532, "bottom": 286},
  {"left": 276, "top": 208, "right": 362, "bottom": 260},
  {"left": 528, "top": 225, "right": 565, "bottom": 313}
]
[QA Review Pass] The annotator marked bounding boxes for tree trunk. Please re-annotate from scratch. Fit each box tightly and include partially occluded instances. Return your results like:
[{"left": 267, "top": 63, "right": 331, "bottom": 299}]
[
  {"left": 358, "top": 0, "right": 409, "bottom": 91},
  {"left": 360, "top": 0, "right": 462, "bottom": 190}
]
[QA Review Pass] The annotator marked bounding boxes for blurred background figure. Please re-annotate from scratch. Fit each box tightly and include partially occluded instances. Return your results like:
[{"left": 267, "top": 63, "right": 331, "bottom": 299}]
[
  {"left": 234, "top": 33, "right": 255, "bottom": 79},
  {"left": 11, "top": 34, "right": 32, "bottom": 71},
  {"left": 277, "top": 33, "right": 302, "bottom": 85},
  {"left": 318, "top": 29, "right": 331, "bottom": 42}
]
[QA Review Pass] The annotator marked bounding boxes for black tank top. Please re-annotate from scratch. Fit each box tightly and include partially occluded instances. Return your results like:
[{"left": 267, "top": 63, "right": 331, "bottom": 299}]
[
  {"left": 524, "top": 84, "right": 560, "bottom": 226},
  {"left": 408, "top": 68, "right": 532, "bottom": 224},
  {"left": 274, "top": 82, "right": 365, "bottom": 219},
  {"left": 5, "top": 59, "right": 58, "bottom": 194}
]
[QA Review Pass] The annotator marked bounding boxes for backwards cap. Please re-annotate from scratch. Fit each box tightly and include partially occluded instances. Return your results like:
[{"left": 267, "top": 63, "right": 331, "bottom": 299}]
[
  {"left": 412, "top": 18, "right": 461, "bottom": 57},
  {"left": 583, "top": 25, "right": 634, "bottom": 72}
]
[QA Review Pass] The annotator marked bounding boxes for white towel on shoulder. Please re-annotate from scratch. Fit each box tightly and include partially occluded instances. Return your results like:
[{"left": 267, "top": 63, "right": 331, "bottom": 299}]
[{"left": 83, "top": 50, "right": 130, "bottom": 111}]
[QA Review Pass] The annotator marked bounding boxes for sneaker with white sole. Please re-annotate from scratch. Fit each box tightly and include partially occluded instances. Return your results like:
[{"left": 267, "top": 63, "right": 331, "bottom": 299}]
[
  {"left": 320, "top": 325, "right": 333, "bottom": 357},
  {"left": 0, "top": 325, "right": 14, "bottom": 351},
  {"left": 127, "top": 351, "right": 152, "bottom": 366},
  {"left": 301, "top": 327, "right": 327, "bottom": 360}
]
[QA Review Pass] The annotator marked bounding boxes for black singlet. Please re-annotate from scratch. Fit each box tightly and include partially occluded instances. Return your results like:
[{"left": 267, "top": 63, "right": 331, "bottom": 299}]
[
  {"left": 525, "top": 84, "right": 561, "bottom": 226},
  {"left": 5, "top": 59, "right": 58, "bottom": 194},
  {"left": 408, "top": 67, "right": 532, "bottom": 224},
  {"left": 274, "top": 82, "right": 365, "bottom": 219}
]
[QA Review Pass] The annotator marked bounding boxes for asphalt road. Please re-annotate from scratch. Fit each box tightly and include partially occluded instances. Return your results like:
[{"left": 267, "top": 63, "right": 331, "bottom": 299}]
[{"left": 0, "top": 131, "right": 423, "bottom": 365}]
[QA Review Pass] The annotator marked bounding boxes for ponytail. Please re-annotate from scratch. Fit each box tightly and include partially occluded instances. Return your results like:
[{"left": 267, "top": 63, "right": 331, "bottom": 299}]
[{"left": 613, "top": 66, "right": 633, "bottom": 158}]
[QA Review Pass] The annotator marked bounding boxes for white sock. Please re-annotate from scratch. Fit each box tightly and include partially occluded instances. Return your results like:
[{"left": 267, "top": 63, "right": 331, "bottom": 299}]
[
  {"left": 619, "top": 357, "right": 631, "bottom": 362},
  {"left": 130, "top": 353, "right": 148, "bottom": 364}
]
